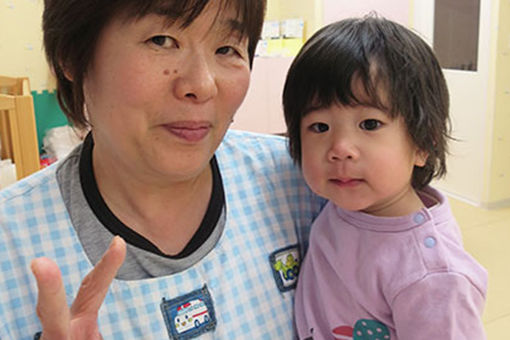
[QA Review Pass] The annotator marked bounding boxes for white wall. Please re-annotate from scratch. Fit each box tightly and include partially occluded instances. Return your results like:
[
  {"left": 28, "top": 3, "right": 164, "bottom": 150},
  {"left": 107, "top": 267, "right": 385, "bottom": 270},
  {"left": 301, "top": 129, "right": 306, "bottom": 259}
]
[{"left": 411, "top": 0, "right": 494, "bottom": 206}]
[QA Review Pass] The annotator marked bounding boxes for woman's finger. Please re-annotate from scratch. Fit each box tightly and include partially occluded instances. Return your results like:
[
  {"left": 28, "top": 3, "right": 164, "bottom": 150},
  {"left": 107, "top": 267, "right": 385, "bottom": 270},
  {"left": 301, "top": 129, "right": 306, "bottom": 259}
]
[
  {"left": 70, "top": 236, "right": 126, "bottom": 316},
  {"left": 31, "top": 257, "right": 71, "bottom": 340}
]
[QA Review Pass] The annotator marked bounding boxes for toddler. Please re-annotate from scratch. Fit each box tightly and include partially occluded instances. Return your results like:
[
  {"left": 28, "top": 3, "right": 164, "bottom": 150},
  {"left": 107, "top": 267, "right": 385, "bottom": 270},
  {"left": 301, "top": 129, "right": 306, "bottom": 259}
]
[{"left": 283, "top": 15, "right": 488, "bottom": 340}]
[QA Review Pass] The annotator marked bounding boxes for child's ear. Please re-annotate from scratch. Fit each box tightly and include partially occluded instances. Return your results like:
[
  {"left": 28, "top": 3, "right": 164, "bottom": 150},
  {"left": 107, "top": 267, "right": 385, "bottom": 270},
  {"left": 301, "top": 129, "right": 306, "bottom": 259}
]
[{"left": 414, "top": 149, "right": 428, "bottom": 167}]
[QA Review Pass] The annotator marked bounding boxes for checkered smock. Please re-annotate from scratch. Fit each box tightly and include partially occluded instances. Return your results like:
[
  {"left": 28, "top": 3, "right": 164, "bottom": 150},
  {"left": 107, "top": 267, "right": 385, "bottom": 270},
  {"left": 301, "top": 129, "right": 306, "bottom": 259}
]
[{"left": 0, "top": 130, "right": 323, "bottom": 340}]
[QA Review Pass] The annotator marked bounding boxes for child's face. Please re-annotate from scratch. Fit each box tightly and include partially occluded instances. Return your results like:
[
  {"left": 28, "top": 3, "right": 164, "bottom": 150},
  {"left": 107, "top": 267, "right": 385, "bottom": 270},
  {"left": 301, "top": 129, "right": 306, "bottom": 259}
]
[{"left": 300, "top": 96, "right": 427, "bottom": 217}]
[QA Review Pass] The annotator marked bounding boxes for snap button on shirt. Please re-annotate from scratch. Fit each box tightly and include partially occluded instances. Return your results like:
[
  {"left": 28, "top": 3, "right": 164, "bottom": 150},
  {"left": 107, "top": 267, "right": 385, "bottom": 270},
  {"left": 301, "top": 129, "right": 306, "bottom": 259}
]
[
  {"left": 413, "top": 213, "right": 426, "bottom": 224},
  {"left": 424, "top": 236, "right": 437, "bottom": 248}
]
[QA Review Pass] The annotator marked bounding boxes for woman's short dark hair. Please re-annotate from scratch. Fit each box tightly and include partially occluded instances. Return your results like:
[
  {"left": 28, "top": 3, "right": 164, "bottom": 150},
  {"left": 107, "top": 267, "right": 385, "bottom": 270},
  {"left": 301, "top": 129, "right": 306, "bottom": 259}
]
[
  {"left": 283, "top": 15, "right": 451, "bottom": 189},
  {"left": 43, "top": 0, "right": 266, "bottom": 129}
]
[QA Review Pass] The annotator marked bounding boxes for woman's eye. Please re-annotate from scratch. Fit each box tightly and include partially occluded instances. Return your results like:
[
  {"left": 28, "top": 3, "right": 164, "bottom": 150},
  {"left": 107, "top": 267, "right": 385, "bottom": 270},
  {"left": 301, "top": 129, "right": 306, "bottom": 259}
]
[
  {"left": 360, "top": 119, "right": 382, "bottom": 131},
  {"left": 149, "top": 35, "right": 177, "bottom": 48},
  {"left": 309, "top": 122, "right": 329, "bottom": 133},
  {"left": 216, "top": 46, "right": 238, "bottom": 56}
]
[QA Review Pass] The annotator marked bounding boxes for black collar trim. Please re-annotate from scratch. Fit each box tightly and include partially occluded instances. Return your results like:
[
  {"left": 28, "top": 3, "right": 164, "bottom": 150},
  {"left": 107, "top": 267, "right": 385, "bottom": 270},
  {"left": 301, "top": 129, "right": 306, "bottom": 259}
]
[{"left": 79, "top": 133, "right": 225, "bottom": 259}]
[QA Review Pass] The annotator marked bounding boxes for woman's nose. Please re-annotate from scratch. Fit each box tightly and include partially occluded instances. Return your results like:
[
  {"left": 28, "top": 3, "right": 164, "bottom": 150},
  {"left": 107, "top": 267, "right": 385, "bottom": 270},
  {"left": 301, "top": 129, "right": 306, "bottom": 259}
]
[
  {"left": 327, "top": 135, "right": 359, "bottom": 162},
  {"left": 173, "top": 53, "right": 218, "bottom": 102}
]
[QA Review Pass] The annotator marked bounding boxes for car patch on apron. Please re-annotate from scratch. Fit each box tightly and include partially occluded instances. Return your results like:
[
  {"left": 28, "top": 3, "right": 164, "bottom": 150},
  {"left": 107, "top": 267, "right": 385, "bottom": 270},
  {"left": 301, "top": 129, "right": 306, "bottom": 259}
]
[
  {"left": 269, "top": 245, "right": 301, "bottom": 292},
  {"left": 160, "top": 284, "right": 216, "bottom": 339}
]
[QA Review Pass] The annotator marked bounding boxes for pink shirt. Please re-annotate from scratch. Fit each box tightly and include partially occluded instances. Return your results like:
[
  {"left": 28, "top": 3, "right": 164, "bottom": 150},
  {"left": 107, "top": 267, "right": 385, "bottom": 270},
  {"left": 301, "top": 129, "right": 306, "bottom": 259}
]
[{"left": 295, "top": 187, "right": 487, "bottom": 340}]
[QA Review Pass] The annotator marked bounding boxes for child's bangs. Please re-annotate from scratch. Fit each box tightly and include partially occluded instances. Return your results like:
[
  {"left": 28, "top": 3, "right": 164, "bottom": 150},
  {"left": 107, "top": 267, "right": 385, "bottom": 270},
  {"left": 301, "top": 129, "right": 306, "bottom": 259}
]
[{"left": 302, "top": 63, "right": 389, "bottom": 115}]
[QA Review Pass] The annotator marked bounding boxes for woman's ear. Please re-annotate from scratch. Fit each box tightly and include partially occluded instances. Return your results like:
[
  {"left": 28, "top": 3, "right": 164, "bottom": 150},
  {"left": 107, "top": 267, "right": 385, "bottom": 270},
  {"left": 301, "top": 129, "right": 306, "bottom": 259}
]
[
  {"left": 57, "top": 61, "right": 73, "bottom": 81},
  {"left": 414, "top": 149, "right": 428, "bottom": 167},
  {"left": 63, "top": 68, "right": 73, "bottom": 81}
]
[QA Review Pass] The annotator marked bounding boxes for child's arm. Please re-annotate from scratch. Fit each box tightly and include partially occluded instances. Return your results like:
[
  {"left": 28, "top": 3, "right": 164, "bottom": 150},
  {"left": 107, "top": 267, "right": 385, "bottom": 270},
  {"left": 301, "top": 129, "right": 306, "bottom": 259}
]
[{"left": 392, "top": 272, "right": 486, "bottom": 339}]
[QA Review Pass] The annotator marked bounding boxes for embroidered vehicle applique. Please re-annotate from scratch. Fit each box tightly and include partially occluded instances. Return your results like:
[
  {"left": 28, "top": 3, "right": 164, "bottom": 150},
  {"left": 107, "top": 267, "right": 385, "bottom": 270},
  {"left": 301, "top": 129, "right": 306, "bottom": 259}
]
[
  {"left": 174, "top": 298, "right": 210, "bottom": 333},
  {"left": 269, "top": 245, "right": 300, "bottom": 292},
  {"left": 160, "top": 285, "right": 216, "bottom": 339}
]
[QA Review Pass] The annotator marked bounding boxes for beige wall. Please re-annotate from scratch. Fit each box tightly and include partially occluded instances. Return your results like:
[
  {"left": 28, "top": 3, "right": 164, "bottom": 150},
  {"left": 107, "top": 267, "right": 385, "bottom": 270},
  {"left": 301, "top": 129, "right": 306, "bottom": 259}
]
[
  {"left": 266, "top": 0, "right": 323, "bottom": 39},
  {"left": 323, "top": 0, "right": 410, "bottom": 26},
  {"left": 487, "top": 0, "right": 510, "bottom": 207},
  {"left": 0, "top": 0, "right": 53, "bottom": 92}
]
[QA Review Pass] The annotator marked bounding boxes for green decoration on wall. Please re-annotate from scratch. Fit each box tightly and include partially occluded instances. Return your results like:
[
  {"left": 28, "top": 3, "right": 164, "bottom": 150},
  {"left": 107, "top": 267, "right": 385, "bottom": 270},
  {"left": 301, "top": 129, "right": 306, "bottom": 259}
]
[{"left": 31, "top": 90, "right": 69, "bottom": 152}]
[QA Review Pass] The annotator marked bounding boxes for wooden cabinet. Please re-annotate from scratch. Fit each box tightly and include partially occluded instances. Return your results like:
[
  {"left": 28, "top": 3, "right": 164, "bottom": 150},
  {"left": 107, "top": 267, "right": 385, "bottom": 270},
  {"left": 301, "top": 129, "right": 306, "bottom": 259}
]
[{"left": 0, "top": 76, "right": 40, "bottom": 179}]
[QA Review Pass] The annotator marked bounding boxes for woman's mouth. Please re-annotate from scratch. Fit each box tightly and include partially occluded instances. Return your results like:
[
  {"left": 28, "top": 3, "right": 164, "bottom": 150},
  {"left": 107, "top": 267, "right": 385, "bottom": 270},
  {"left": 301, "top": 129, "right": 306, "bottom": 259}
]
[{"left": 164, "top": 122, "right": 211, "bottom": 142}]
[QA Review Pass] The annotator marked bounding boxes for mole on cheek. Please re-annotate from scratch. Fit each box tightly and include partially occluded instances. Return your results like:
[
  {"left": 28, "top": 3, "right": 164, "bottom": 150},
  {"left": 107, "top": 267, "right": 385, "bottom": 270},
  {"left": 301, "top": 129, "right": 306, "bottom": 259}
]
[
  {"left": 173, "top": 69, "right": 178, "bottom": 74},
  {"left": 163, "top": 69, "right": 170, "bottom": 75}
]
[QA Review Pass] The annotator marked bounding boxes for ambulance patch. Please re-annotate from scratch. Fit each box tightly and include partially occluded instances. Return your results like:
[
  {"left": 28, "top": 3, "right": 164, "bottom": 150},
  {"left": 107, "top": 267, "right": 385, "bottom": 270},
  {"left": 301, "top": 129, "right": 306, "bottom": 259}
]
[
  {"left": 269, "top": 245, "right": 301, "bottom": 292},
  {"left": 160, "top": 285, "right": 216, "bottom": 339}
]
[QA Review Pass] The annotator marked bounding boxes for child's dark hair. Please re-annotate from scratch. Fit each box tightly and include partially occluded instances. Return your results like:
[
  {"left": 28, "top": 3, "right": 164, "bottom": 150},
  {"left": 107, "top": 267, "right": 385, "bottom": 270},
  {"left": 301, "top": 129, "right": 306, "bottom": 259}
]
[{"left": 283, "top": 15, "right": 451, "bottom": 189}]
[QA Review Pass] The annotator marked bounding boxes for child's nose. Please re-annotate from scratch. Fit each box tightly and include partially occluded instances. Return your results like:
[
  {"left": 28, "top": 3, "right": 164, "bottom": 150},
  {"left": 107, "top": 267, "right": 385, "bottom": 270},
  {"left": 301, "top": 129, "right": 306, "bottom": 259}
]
[{"left": 327, "top": 136, "right": 359, "bottom": 161}]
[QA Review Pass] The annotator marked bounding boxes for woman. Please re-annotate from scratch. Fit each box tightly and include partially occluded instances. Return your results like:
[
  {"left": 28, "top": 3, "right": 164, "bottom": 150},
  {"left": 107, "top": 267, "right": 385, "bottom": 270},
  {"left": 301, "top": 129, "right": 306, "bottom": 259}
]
[{"left": 0, "top": 0, "right": 323, "bottom": 339}]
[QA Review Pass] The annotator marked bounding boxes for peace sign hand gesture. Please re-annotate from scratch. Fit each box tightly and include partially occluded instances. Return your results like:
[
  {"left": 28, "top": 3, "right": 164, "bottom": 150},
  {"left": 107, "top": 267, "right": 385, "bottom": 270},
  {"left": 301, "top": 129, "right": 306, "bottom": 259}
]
[{"left": 31, "top": 236, "right": 126, "bottom": 340}]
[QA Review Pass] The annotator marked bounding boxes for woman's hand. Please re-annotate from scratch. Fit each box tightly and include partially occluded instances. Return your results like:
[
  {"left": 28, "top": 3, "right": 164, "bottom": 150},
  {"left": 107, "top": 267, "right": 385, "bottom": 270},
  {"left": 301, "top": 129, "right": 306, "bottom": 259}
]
[{"left": 31, "top": 236, "right": 126, "bottom": 340}]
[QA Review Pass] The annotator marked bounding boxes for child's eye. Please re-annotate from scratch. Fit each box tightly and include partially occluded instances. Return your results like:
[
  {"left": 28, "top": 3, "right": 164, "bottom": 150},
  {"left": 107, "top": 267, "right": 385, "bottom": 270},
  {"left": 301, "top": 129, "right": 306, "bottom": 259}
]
[
  {"left": 309, "top": 122, "right": 329, "bottom": 133},
  {"left": 149, "top": 35, "right": 178, "bottom": 48},
  {"left": 360, "top": 119, "right": 382, "bottom": 131}
]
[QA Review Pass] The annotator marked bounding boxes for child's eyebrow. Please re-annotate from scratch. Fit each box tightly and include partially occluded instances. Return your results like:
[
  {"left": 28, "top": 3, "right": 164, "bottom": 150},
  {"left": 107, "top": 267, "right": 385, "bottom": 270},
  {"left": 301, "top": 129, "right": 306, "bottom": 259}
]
[{"left": 302, "top": 101, "right": 325, "bottom": 115}]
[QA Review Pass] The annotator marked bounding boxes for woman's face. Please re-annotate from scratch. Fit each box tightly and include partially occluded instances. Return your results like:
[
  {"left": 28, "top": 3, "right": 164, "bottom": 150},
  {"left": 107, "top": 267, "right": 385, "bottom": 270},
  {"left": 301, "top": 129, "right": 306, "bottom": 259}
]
[{"left": 83, "top": 0, "right": 250, "bottom": 184}]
